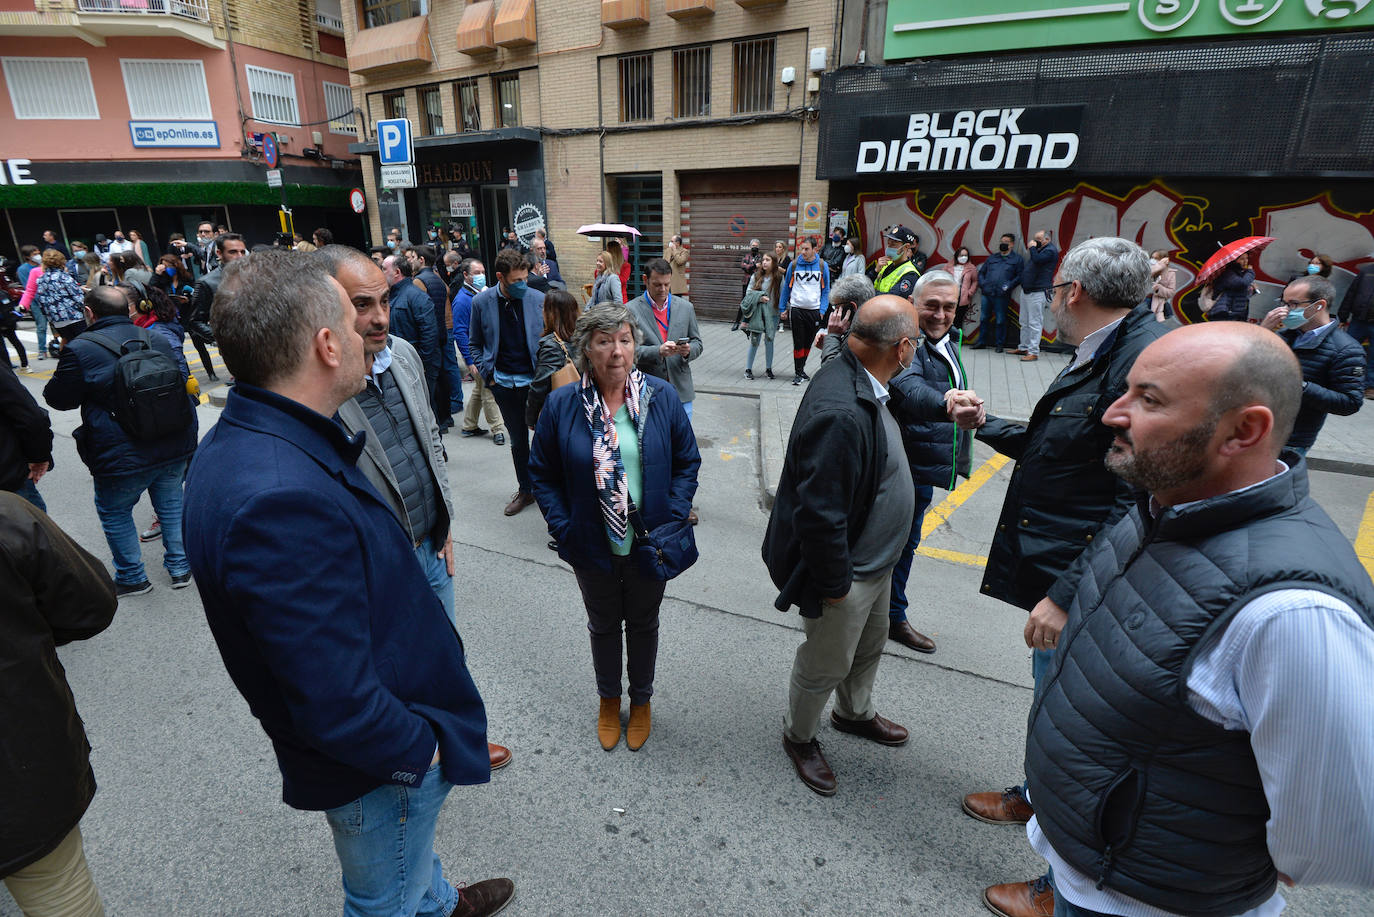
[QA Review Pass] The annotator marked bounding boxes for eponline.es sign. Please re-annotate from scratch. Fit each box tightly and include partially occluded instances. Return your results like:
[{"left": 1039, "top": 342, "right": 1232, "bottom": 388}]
[
  {"left": 855, "top": 106, "right": 1083, "bottom": 175},
  {"left": 129, "top": 121, "right": 220, "bottom": 149}
]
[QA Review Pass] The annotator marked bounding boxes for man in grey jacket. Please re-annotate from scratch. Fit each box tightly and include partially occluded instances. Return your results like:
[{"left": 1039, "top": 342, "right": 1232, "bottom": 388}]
[
  {"left": 629, "top": 257, "right": 704, "bottom": 420},
  {"left": 318, "top": 246, "right": 512, "bottom": 773}
]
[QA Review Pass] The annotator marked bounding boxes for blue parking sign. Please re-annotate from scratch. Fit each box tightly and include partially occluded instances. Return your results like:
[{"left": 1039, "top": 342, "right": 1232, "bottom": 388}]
[{"left": 377, "top": 118, "right": 413, "bottom": 165}]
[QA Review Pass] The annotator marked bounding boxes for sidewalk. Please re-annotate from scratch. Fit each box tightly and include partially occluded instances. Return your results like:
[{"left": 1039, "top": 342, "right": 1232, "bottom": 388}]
[{"left": 688, "top": 320, "right": 1374, "bottom": 507}]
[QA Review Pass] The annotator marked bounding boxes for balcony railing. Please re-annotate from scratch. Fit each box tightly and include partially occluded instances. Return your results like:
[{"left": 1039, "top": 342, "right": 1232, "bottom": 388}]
[
  {"left": 315, "top": 11, "right": 344, "bottom": 33},
  {"left": 75, "top": 0, "right": 211, "bottom": 22}
]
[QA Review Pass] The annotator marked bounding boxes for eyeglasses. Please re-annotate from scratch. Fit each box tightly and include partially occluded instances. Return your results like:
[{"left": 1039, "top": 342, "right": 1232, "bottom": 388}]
[
  {"left": 1279, "top": 299, "right": 1317, "bottom": 309},
  {"left": 1049, "top": 280, "right": 1075, "bottom": 294}
]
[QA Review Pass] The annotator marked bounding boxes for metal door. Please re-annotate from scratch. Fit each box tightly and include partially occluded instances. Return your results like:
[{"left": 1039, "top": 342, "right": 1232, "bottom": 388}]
[
  {"left": 682, "top": 192, "right": 791, "bottom": 321},
  {"left": 615, "top": 176, "right": 663, "bottom": 302}
]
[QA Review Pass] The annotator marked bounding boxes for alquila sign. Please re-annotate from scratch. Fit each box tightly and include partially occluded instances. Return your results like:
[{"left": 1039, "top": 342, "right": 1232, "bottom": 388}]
[{"left": 855, "top": 105, "right": 1084, "bottom": 175}]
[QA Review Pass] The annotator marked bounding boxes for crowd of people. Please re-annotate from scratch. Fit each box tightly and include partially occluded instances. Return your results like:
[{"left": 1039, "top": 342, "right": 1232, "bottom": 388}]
[{"left": 3, "top": 219, "right": 1373, "bottom": 917}]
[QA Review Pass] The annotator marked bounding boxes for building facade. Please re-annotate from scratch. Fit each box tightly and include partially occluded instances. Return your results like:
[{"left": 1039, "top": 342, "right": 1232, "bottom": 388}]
[
  {"left": 0, "top": 0, "right": 365, "bottom": 260},
  {"left": 343, "top": 0, "right": 838, "bottom": 317},
  {"left": 818, "top": 3, "right": 1374, "bottom": 340}
]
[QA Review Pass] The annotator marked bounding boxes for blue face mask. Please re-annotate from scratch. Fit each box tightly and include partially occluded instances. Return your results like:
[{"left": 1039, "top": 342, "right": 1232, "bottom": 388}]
[
  {"left": 386, "top": 240, "right": 396, "bottom": 249},
  {"left": 1282, "top": 304, "right": 1311, "bottom": 330},
  {"left": 884, "top": 245, "right": 900, "bottom": 260},
  {"left": 1306, "top": 263, "right": 1320, "bottom": 274},
  {"left": 471, "top": 274, "right": 487, "bottom": 290},
  {"left": 506, "top": 280, "right": 528, "bottom": 299}
]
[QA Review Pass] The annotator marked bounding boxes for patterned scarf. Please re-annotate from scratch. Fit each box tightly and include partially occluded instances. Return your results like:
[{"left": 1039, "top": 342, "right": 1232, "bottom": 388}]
[{"left": 580, "top": 368, "right": 645, "bottom": 546}]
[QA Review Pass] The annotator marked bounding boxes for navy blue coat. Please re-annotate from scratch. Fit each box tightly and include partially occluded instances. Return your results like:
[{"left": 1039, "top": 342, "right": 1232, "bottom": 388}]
[
  {"left": 182, "top": 384, "right": 489, "bottom": 811},
  {"left": 891, "top": 335, "right": 974, "bottom": 490},
  {"left": 529, "top": 375, "right": 700, "bottom": 575},
  {"left": 388, "top": 279, "right": 441, "bottom": 393},
  {"left": 468, "top": 285, "right": 544, "bottom": 385},
  {"left": 978, "top": 251, "right": 1025, "bottom": 296},
  {"left": 1210, "top": 263, "right": 1254, "bottom": 319},
  {"left": 1285, "top": 323, "right": 1366, "bottom": 450},
  {"left": 43, "top": 315, "right": 197, "bottom": 478},
  {"left": 1021, "top": 242, "right": 1059, "bottom": 292}
]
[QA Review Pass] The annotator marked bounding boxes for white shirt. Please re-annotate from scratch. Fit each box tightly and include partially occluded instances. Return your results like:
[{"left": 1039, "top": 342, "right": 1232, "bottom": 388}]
[
  {"left": 107, "top": 239, "right": 134, "bottom": 255},
  {"left": 927, "top": 334, "right": 966, "bottom": 390},
  {"left": 1030, "top": 467, "right": 1374, "bottom": 916},
  {"left": 1066, "top": 315, "right": 1126, "bottom": 372},
  {"left": 862, "top": 366, "right": 889, "bottom": 404}
]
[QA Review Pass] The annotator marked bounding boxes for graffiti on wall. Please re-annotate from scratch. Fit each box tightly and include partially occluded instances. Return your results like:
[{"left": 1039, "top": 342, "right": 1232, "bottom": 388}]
[{"left": 854, "top": 181, "right": 1374, "bottom": 331}]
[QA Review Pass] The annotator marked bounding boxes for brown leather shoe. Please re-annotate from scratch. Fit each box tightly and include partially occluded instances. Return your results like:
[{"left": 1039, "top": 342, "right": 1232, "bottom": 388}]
[
  {"left": 830, "top": 711, "right": 909, "bottom": 746},
  {"left": 597, "top": 697, "right": 621, "bottom": 751},
  {"left": 626, "top": 702, "right": 651, "bottom": 751},
  {"left": 1020, "top": 354, "right": 1039, "bottom": 362},
  {"left": 688, "top": 508, "right": 699, "bottom": 525},
  {"left": 503, "top": 491, "right": 534, "bottom": 516},
  {"left": 962, "top": 786, "right": 1034, "bottom": 824},
  {"left": 1365, "top": 387, "right": 1374, "bottom": 401},
  {"left": 487, "top": 742, "right": 512, "bottom": 770},
  {"left": 889, "top": 620, "right": 937, "bottom": 653},
  {"left": 783, "top": 735, "right": 836, "bottom": 796},
  {"left": 983, "top": 877, "right": 1054, "bottom": 917},
  {"left": 449, "top": 877, "right": 515, "bottom": 917},
  {"left": 1008, "top": 348, "right": 1027, "bottom": 355}
]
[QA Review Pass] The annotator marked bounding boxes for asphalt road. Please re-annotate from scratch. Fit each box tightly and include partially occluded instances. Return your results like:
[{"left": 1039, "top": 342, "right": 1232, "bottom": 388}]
[{"left": 5, "top": 375, "right": 1374, "bottom": 917}]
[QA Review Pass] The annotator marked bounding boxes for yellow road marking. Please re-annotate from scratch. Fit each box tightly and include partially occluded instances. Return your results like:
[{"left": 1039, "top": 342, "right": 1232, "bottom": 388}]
[
  {"left": 915, "top": 545, "right": 988, "bottom": 568},
  {"left": 923, "top": 453, "right": 1010, "bottom": 534},
  {"left": 1354, "top": 491, "right": 1374, "bottom": 580}
]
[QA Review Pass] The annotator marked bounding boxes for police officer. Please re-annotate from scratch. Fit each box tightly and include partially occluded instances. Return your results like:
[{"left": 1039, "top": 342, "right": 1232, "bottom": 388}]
[{"left": 867, "top": 225, "right": 921, "bottom": 299}]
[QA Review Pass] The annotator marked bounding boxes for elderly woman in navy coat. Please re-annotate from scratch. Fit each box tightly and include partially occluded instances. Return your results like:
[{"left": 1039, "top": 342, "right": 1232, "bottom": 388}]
[{"left": 530, "top": 302, "right": 700, "bottom": 754}]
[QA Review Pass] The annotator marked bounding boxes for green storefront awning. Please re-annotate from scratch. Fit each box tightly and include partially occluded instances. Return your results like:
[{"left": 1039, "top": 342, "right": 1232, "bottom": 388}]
[{"left": 0, "top": 181, "right": 349, "bottom": 209}]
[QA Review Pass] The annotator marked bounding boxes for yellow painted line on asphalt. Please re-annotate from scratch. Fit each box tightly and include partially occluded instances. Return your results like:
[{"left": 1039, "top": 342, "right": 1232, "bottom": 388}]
[
  {"left": 915, "top": 544, "right": 988, "bottom": 568},
  {"left": 1354, "top": 490, "right": 1374, "bottom": 580},
  {"left": 923, "top": 453, "right": 1010, "bottom": 533}
]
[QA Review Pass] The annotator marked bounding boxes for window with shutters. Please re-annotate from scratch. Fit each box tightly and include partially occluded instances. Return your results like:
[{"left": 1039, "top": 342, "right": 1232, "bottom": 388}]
[
  {"left": 120, "top": 59, "right": 211, "bottom": 120},
  {"left": 245, "top": 65, "right": 300, "bottom": 126},
  {"left": 455, "top": 78, "right": 480, "bottom": 132},
  {"left": 420, "top": 84, "right": 443, "bottom": 135},
  {"left": 494, "top": 73, "right": 520, "bottom": 127},
  {"left": 323, "top": 81, "right": 356, "bottom": 135},
  {"left": 672, "top": 46, "right": 709, "bottom": 119},
  {"left": 617, "top": 53, "right": 653, "bottom": 123},
  {"left": 732, "top": 37, "right": 775, "bottom": 114},
  {"left": 1, "top": 57, "right": 99, "bottom": 120}
]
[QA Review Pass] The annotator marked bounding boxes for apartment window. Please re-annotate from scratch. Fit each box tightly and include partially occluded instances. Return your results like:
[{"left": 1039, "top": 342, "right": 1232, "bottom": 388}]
[
  {"left": 419, "top": 84, "right": 443, "bottom": 135},
  {"left": 323, "top": 81, "right": 357, "bottom": 134},
  {"left": 617, "top": 53, "right": 653, "bottom": 124},
  {"left": 672, "top": 46, "right": 709, "bottom": 119},
  {"left": 456, "top": 78, "right": 480, "bottom": 132},
  {"left": 494, "top": 73, "right": 520, "bottom": 127},
  {"left": 362, "top": 0, "right": 425, "bottom": 28},
  {"left": 383, "top": 91, "right": 406, "bottom": 120},
  {"left": 121, "top": 59, "right": 211, "bottom": 120},
  {"left": 732, "top": 37, "right": 775, "bottom": 114},
  {"left": 1, "top": 57, "right": 98, "bottom": 119},
  {"left": 245, "top": 65, "right": 300, "bottom": 126}
]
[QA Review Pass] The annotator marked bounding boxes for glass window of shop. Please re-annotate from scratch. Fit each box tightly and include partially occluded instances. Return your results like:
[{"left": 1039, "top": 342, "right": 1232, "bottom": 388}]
[{"left": 419, "top": 186, "right": 499, "bottom": 266}]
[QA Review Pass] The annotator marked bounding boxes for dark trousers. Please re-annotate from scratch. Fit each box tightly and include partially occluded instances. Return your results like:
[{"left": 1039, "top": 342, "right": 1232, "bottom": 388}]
[
  {"left": 490, "top": 382, "right": 532, "bottom": 494},
  {"left": 189, "top": 336, "right": 215, "bottom": 377},
  {"left": 574, "top": 555, "right": 666, "bottom": 706},
  {"left": 1345, "top": 318, "right": 1374, "bottom": 389},
  {"left": 790, "top": 308, "right": 821, "bottom": 374},
  {"left": 888, "top": 485, "right": 934, "bottom": 623},
  {"left": 1, "top": 325, "right": 26, "bottom": 366},
  {"left": 434, "top": 340, "right": 465, "bottom": 426},
  {"left": 981, "top": 293, "right": 1010, "bottom": 347}
]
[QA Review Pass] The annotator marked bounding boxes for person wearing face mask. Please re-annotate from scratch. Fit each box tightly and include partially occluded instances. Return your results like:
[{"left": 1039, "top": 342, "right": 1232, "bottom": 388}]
[
  {"left": 1147, "top": 249, "right": 1177, "bottom": 322},
  {"left": 1013, "top": 230, "right": 1058, "bottom": 361},
  {"left": 866, "top": 225, "right": 921, "bottom": 301},
  {"left": 820, "top": 228, "right": 847, "bottom": 278},
  {"left": 975, "top": 233, "right": 1024, "bottom": 351},
  {"left": 740, "top": 239, "right": 762, "bottom": 297},
  {"left": 1289, "top": 252, "right": 1333, "bottom": 283},
  {"left": 841, "top": 236, "right": 864, "bottom": 277},
  {"left": 469, "top": 248, "right": 545, "bottom": 515},
  {"left": 106, "top": 232, "right": 134, "bottom": 256},
  {"left": 451, "top": 258, "right": 506, "bottom": 442},
  {"left": 1259, "top": 274, "right": 1365, "bottom": 457},
  {"left": 950, "top": 246, "right": 979, "bottom": 328}
]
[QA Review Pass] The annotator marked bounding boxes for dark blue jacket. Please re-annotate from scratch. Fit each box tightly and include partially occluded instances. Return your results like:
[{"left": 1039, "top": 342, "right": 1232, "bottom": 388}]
[
  {"left": 1021, "top": 242, "right": 1059, "bottom": 292},
  {"left": 529, "top": 375, "right": 700, "bottom": 575},
  {"left": 451, "top": 283, "right": 477, "bottom": 363},
  {"left": 147, "top": 319, "right": 189, "bottom": 379},
  {"left": 43, "top": 315, "right": 197, "bottom": 478},
  {"left": 182, "top": 384, "right": 489, "bottom": 811},
  {"left": 415, "top": 268, "right": 448, "bottom": 315},
  {"left": 468, "top": 285, "right": 544, "bottom": 384},
  {"left": 1285, "top": 322, "right": 1366, "bottom": 450},
  {"left": 1210, "top": 263, "right": 1254, "bottom": 319},
  {"left": 388, "top": 279, "right": 441, "bottom": 393},
  {"left": 891, "top": 335, "right": 973, "bottom": 490},
  {"left": 978, "top": 251, "right": 1024, "bottom": 296}
]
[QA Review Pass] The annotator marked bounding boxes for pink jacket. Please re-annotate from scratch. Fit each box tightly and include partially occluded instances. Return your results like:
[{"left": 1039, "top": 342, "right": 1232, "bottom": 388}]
[
  {"left": 1150, "top": 267, "right": 1177, "bottom": 319},
  {"left": 18, "top": 266, "right": 41, "bottom": 311},
  {"left": 955, "top": 262, "right": 978, "bottom": 307}
]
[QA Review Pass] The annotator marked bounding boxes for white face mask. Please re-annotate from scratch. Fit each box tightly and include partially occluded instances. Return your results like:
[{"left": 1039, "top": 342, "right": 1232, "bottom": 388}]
[
  {"left": 843, "top": 243, "right": 853, "bottom": 254},
  {"left": 957, "top": 254, "right": 969, "bottom": 264}
]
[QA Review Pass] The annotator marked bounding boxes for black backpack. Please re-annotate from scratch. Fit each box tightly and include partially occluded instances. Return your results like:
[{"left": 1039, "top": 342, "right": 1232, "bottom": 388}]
[{"left": 84, "top": 328, "right": 194, "bottom": 441}]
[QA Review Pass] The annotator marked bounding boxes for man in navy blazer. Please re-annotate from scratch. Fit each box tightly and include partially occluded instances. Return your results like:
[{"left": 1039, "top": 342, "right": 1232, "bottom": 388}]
[
  {"left": 468, "top": 247, "right": 544, "bottom": 517},
  {"left": 183, "top": 250, "right": 514, "bottom": 917}
]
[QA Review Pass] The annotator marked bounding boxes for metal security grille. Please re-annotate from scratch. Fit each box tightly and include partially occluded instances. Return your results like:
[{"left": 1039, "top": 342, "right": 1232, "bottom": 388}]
[
  {"left": 120, "top": 59, "right": 211, "bottom": 119},
  {"left": 673, "top": 46, "right": 710, "bottom": 119},
  {"left": 615, "top": 176, "right": 664, "bottom": 301},
  {"left": 495, "top": 73, "right": 520, "bottom": 127},
  {"left": 684, "top": 192, "right": 792, "bottom": 320},
  {"left": 383, "top": 91, "right": 406, "bottom": 120},
  {"left": 619, "top": 53, "right": 654, "bottom": 123},
  {"left": 456, "top": 79, "right": 481, "bottom": 131},
  {"left": 245, "top": 65, "right": 300, "bottom": 126},
  {"left": 420, "top": 84, "right": 443, "bottom": 135},
  {"left": 362, "top": 0, "right": 422, "bottom": 27},
  {"left": 323, "top": 81, "right": 356, "bottom": 134},
  {"left": 817, "top": 31, "right": 1374, "bottom": 178},
  {"left": 732, "top": 37, "right": 775, "bottom": 114},
  {"left": 1, "top": 57, "right": 98, "bottom": 119}
]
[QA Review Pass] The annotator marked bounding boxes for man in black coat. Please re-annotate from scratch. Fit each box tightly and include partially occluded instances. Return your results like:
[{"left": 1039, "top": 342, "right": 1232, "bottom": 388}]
[
  {"left": 0, "top": 492, "right": 115, "bottom": 914},
  {"left": 1337, "top": 260, "right": 1374, "bottom": 400},
  {"left": 383, "top": 253, "right": 442, "bottom": 402},
  {"left": 960, "top": 237, "right": 1170, "bottom": 917},
  {"left": 1259, "top": 274, "right": 1364, "bottom": 455},
  {"left": 0, "top": 362, "right": 53, "bottom": 509}
]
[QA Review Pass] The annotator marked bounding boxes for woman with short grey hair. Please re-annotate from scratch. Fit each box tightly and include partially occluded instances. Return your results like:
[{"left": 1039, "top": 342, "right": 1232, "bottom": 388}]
[{"left": 529, "top": 302, "right": 700, "bottom": 753}]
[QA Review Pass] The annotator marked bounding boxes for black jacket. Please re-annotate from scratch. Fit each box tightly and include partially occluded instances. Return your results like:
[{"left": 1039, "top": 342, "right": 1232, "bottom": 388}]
[
  {"left": 1284, "top": 322, "right": 1366, "bottom": 450},
  {"left": 891, "top": 334, "right": 973, "bottom": 490},
  {"left": 1338, "top": 262, "right": 1374, "bottom": 324},
  {"left": 525, "top": 333, "right": 578, "bottom": 428},
  {"left": 820, "top": 238, "right": 846, "bottom": 277},
  {"left": 0, "top": 492, "right": 116, "bottom": 878},
  {"left": 0, "top": 363, "right": 53, "bottom": 492},
  {"left": 763, "top": 346, "right": 944, "bottom": 618},
  {"left": 979, "top": 304, "right": 1168, "bottom": 611},
  {"left": 42, "top": 315, "right": 198, "bottom": 478},
  {"left": 189, "top": 267, "right": 225, "bottom": 324},
  {"left": 388, "top": 279, "right": 441, "bottom": 396}
]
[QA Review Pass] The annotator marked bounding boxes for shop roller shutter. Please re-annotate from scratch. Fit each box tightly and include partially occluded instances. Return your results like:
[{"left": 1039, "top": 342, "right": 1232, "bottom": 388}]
[{"left": 683, "top": 192, "right": 791, "bottom": 321}]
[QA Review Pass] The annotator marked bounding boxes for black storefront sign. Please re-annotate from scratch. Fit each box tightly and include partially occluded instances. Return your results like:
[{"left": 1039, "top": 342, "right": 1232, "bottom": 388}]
[{"left": 855, "top": 105, "right": 1083, "bottom": 176}]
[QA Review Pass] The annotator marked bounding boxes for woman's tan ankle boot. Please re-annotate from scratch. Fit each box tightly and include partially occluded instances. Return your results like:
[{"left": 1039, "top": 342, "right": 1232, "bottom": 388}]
[
  {"left": 626, "top": 702, "right": 651, "bottom": 751},
  {"left": 597, "top": 697, "right": 621, "bottom": 750}
]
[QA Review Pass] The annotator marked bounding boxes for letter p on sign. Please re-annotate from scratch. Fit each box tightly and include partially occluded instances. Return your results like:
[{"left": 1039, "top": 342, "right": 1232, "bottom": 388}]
[{"left": 377, "top": 118, "right": 413, "bottom": 165}]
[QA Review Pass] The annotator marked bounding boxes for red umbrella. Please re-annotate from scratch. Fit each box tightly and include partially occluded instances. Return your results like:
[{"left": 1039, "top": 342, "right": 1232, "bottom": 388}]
[{"left": 1196, "top": 236, "right": 1274, "bottom": 283}]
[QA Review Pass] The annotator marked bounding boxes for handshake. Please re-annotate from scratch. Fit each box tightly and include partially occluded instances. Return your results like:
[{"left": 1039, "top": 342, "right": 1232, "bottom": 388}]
[{"left": 944, "top": 389, "right": 985, "bottom": 431}]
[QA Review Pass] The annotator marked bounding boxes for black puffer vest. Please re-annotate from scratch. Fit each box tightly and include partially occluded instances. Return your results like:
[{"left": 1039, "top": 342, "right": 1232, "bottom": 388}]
[
  {"left": 355, "top": 369, "right": 437, "bottom": 544},
  {"left": 1026, "top": 462, "right": 1374, "bottom": 916}
]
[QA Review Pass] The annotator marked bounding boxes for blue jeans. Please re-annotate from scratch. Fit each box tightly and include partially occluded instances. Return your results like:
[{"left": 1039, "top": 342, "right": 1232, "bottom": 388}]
[
  {"left": 32, "top": 306, "right": 47, "bottom": 355},
  {"left": 1344, "top": 318, "right": 1374, "bottom": 388},
  {"left": 981, "top": 293, "right": 1010, "bottom": 347},
  {"left": 888, "top": 485, "right": 935, "bottom": 622},
  {"left": 683, "top": 400, "right": 693, "bottom": 422},
  {"left": 325, "top": 763, "right": 457, "bottom": 917},
  {"left": 15, "top": 478, "right": 46, "bottom": 512},
  {"left": 414, "top": 536, "right": 455, "bottom": 627},
  {"left": 91, "top": 460, "right": 189, "bottom": 585}
]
